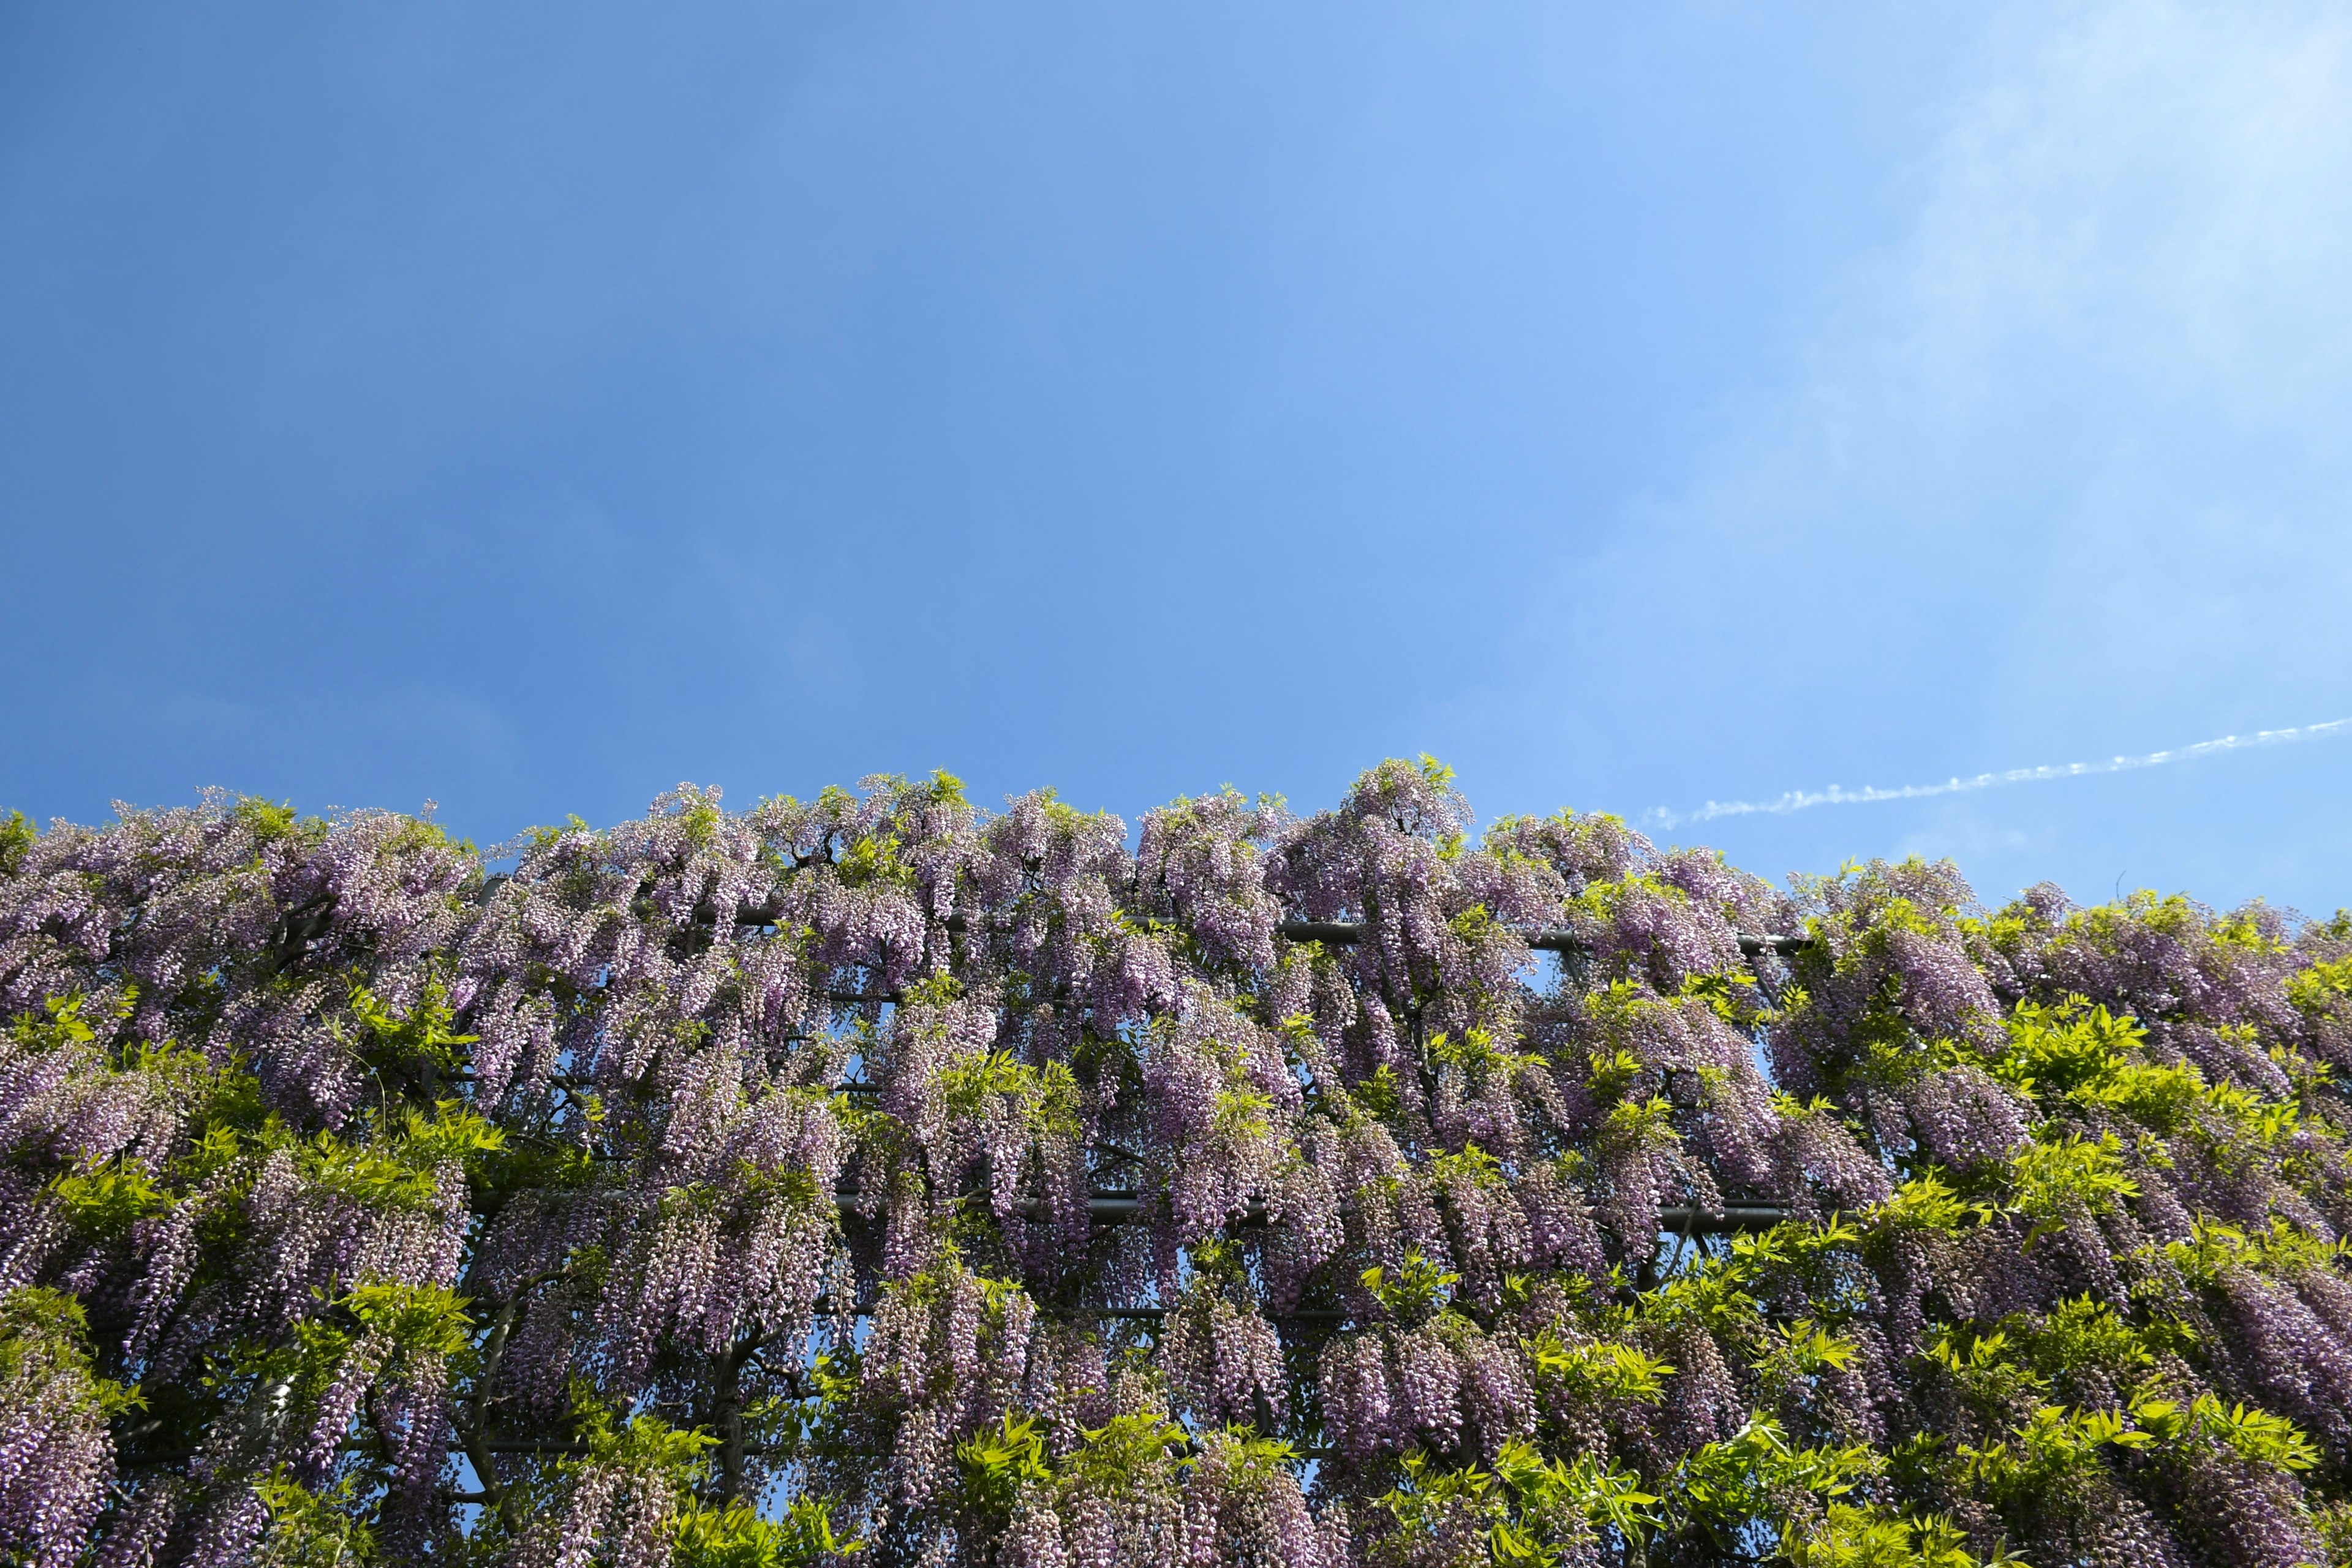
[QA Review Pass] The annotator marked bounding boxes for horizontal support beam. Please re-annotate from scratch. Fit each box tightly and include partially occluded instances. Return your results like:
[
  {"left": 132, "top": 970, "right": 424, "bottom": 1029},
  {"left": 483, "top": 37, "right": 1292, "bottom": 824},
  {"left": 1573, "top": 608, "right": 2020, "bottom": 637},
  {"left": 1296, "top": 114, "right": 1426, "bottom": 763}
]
[
  {"left": 137, "top": 1436, "right": 1346, "bottom": 1469},
  {"left": 732, "top": 901, "right": 1809, "bottom": 959},
  {"left": 1657, "top": 1205, "right": 1790, "bottom": 1232},
  {"left": 1277, "top": 920, "right": 1809, "bottom": 957},
  {"left": 807, "top": 1298, "right": 1353, "bottom": 1324},
  {"left": 829, "top": 1191, "right": 1243, "bottom": 1224},
  {"left": 832, "top": 1193, "right": 1789, "bottom": 1235},
  {"left": 532, "top": 1188, "right": 1796, "bottom": 1238}
]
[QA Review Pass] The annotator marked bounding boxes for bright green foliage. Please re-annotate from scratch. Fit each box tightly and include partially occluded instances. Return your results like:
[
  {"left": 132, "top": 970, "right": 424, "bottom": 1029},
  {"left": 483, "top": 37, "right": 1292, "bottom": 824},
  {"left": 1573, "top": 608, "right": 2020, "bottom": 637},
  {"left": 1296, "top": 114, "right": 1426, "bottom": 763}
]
[
  {"left": 343, "top": 975, "right": 478, "bottom": 1077},
  {"left": 1672, "top": 1419, "right": 1880, "bottom": 1544},
  {"left": 1362, "top": 1252, "right": 1461, "bottom": 1322},
  {"left": 0, "top": 1286, "right": 141, "bottom": 1420},
  {"left": 937, "top": 1052, "right": 1082, "bottom": 1141},
  {"left": 1777, "top": 1506, "right": 1997, "bottom": 1568},
  {"left": 0, "top": 810, "right": 34, "bottom": 876},
  {"left": 2006, "top": 1130, "right": 2139, "bottom": 1243},
  {"left": 674, "top": 1498, "right": 864, "bottom": 1568},
  {"left": 1376, "top": 1442, "right": 1654, "bottom": 1568},
  {"left": 1523, "top": 1332, "right": 1674, "bottom": 1408},
  {"left": 956, "top": 1413, "right": 1053, "bottom": 1528},
  {"left": 258, "top": 1473, "right": 379, "bottom": 1567},
  {"left": 2130, "top": 1393, "right": 2323, "bottom": 1471}
]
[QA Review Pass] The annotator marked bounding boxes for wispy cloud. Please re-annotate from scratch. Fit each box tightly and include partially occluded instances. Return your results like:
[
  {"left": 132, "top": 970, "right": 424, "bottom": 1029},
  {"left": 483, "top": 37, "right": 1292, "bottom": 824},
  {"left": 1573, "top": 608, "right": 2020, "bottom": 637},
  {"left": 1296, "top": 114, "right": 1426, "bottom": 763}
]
[{"left": 1646, "top": 715, "right": 2352, "bottom": 829}]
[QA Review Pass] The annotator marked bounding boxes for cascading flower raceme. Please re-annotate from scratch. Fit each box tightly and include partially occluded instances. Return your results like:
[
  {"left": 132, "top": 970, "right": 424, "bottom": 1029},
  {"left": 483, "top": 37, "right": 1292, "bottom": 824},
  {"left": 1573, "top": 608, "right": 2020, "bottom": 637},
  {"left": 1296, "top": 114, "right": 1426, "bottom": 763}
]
[{"left": 5, "top": 769, "right": 2352, "bottom": 1566}]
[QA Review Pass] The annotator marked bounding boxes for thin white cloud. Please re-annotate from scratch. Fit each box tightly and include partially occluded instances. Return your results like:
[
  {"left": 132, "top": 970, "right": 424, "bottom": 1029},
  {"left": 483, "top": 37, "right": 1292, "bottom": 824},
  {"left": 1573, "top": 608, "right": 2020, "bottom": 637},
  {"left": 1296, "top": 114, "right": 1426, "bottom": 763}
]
[{"left": 1646, "top": 714, "right": 2352, "bottom": 829}]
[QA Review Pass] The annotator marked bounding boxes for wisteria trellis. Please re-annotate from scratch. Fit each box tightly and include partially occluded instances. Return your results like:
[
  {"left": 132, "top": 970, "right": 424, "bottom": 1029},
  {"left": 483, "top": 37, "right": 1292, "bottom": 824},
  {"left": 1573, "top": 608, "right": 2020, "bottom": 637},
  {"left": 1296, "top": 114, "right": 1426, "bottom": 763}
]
[{"left": 6, "top": 762, "right": 2352, "bottom": 1567}]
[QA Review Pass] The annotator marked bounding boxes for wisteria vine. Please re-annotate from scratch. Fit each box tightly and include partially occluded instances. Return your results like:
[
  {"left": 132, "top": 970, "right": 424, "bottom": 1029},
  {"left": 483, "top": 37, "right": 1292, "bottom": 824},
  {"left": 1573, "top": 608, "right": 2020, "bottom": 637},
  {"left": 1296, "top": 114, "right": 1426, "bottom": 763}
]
[{"left": 5, "top": 763, "right": 2352, "bottom": 1566}]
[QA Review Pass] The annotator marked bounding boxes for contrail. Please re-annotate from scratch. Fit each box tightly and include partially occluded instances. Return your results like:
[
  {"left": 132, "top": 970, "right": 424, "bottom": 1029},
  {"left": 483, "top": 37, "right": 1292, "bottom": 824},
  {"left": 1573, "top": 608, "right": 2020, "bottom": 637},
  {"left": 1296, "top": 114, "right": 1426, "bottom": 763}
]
[{"left": 1646, "top": 716, "right": 2352, "bottom": 830}]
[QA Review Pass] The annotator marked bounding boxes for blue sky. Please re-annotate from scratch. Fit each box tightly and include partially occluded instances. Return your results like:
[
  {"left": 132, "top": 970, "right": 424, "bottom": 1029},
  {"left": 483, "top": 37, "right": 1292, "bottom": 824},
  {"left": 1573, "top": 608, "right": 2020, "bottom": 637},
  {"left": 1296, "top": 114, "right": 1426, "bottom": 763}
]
[{"left": 5, "top": 2, "right": 2349, "bottom": 916}]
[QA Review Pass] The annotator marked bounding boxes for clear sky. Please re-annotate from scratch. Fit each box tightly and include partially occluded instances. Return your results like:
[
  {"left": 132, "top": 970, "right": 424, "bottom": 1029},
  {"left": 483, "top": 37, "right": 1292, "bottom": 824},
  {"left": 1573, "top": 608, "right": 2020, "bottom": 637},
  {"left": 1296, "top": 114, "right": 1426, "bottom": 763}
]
[{"left": 5, "top": 2, "right": 2348, "bottom": 917}]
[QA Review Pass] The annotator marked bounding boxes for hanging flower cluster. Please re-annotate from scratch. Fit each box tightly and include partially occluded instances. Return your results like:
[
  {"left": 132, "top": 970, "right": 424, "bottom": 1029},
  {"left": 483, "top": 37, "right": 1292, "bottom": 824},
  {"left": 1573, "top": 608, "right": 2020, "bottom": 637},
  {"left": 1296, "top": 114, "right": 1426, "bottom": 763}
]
[{"left": 4, "top": 764, "right": 2352, "bottom": 1567}]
